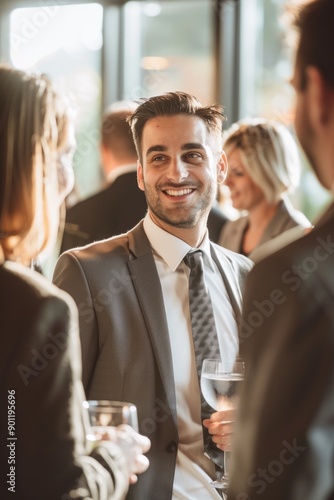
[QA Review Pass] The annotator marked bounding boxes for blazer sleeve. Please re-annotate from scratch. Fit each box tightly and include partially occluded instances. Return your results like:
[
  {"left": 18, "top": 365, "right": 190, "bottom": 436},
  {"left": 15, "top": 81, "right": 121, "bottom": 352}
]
[
  {"left": 12, "top": 291, "right": 128, "bottom": 500},
  {"left": 53, "top": 251, "right": 99, "bottom": 392},
  {"left": 228, "top": 253, "right": 334, "bottom": 500}
]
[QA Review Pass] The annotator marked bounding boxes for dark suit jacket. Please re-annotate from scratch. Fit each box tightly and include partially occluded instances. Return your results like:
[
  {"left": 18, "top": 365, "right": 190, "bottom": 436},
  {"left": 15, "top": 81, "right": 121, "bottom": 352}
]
[
  {"left": 61, "top": 171, "right": 227, "bottom": 253},
  {"left": 228, "top": 202, "right": 334, "bottom": 500},
  {"left": 0, "top": 262, "right": 129, "bottom": 500},
  {"left": 53, "top": 221, "right": 252, "bottom": 500},
  {"left": 207, "top": 204, "right": 228, "bottom": 243}
]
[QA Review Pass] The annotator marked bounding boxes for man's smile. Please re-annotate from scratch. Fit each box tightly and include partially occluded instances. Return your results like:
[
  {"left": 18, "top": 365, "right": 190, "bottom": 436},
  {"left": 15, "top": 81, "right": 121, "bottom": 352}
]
[{"left": 163, "top": 188, "right": 195, "bottom": 197}]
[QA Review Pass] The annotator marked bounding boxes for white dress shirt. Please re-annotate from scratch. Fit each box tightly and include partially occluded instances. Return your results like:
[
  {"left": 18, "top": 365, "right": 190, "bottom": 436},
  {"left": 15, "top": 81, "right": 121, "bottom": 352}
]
[{"left": 143, "top": 214, "right": 239, "bottom": 499}]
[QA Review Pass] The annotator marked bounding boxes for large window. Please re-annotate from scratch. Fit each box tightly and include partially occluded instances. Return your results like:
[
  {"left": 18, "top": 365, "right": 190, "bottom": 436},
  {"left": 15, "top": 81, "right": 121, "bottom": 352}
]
[
  {"left": 239, "top": 0, "right": 293, "bottom": 121},
  {"left": 6, "top": 0, "right": 217, "bottom": 202},
  {"left": 121, "top": 0, "right": 216, "bottom": 104},
  {"left": 9, "top": 3, "right": 104, "bottom": 200}
]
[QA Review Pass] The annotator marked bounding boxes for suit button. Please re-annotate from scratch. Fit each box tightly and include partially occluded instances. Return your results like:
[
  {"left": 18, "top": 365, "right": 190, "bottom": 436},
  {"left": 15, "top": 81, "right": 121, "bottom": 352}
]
[{"left": 166, "top": 441, "right": 177, "bottom": 453}]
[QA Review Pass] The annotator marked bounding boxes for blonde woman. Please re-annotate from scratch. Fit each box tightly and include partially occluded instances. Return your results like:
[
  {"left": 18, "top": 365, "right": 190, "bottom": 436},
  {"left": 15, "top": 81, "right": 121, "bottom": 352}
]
[
  {"left": 218, "top": 119, "right": 312, "bottom": 259},
  {"left": 0, "top": 65, "right": 149, "bottom": 500}
]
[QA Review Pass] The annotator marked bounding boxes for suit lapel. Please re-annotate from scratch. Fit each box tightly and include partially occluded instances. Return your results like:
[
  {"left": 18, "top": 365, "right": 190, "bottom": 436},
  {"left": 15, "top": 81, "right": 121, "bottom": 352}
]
[{"left": 127, "top": 222, "right": 177, "bottom": 425}]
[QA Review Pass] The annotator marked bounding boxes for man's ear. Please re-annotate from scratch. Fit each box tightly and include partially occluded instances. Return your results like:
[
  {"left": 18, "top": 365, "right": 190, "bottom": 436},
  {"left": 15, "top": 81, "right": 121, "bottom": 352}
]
[
  {"left": 137, "top": 160, "right": 145, "bottom": 191},
  {"left": 217, "top": 150, "right": 228, "bottom": 184},
  {"left": 306, "top": 66, "right": 332, "bottom": 127},
  {"left": 100, "top": 144, "right": 115, "bottom": 176},
  {"left": 100, "top": 143, "right": 108, "bottom": 167}
]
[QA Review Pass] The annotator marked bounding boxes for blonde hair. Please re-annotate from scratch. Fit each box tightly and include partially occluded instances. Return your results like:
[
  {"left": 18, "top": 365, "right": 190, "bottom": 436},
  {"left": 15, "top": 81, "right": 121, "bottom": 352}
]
[
  {"left": 0, "top": 65, "right": 69, "bottom": 265},
  {"left": 223, "top": 118, "right": 301, "bottom": 203}
]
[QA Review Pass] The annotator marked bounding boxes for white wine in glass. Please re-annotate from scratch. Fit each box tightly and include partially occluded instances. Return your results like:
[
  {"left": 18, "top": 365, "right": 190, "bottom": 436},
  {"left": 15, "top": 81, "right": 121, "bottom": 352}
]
[
  {"left": 83, "top": 400, "right": 139, "bottom": 444},
  {"left": 201, "top": 358, "right": 245, "bottom": 491}
]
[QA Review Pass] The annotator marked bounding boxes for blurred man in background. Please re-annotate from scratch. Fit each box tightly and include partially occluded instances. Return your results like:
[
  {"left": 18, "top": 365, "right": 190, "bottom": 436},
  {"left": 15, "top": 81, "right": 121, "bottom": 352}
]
[{"left": 60, "top": 102, "right": 148, "bottom": 252}]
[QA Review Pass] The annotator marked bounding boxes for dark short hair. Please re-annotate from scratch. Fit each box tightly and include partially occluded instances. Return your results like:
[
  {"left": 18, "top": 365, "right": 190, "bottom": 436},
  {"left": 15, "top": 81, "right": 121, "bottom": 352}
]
[
  {"left": 127, "top": 91, "right": 226, "bottom": 161},
  {"left": 101, "top": 107, "right": 137, "bottom": 159},
  {"left": 289, "top": 0, "right": 334, "bottom": 90}
]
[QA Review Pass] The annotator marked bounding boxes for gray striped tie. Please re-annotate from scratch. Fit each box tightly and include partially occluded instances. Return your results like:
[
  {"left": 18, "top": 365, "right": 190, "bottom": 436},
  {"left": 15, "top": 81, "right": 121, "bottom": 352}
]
[{"left": 184, "top": 250, "right": 223, "bottom": 468}]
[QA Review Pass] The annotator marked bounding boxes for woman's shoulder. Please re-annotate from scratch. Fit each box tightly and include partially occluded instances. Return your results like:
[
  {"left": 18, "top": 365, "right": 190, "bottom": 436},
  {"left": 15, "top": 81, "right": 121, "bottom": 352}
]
[{"left": 1, "top": 261, "right": 76, "bottom": 313}]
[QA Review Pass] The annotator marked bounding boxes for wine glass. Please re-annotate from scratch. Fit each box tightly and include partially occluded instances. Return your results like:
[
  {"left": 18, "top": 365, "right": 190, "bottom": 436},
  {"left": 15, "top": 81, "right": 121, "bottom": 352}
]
[
  {"left": 83, "top": 400, "right": 139, "bottom": 443},
  {"left": 201, "top": 358, "right": 245, "bottom": 491}
]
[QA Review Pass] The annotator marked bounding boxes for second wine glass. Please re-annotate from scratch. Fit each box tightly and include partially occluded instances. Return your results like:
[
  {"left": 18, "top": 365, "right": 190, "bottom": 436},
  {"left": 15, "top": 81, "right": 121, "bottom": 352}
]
[{"left": 83, "top": 399, "right": 139, "bottom": 440}]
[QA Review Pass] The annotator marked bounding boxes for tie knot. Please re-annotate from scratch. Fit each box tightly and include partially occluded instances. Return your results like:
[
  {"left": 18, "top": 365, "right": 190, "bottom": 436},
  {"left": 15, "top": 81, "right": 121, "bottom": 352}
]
[{"left": 183, "top": 250, "right": 204, "bottom": 274}]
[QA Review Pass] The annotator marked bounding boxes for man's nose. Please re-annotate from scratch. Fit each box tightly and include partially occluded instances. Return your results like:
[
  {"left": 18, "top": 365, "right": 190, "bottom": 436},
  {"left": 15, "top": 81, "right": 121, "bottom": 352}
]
[{"left": 166, "top": 157, "right": 188, "bottom": 182}]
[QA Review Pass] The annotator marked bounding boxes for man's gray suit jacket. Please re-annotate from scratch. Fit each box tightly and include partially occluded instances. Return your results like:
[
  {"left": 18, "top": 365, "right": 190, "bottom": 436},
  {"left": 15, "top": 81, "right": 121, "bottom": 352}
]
[{"left": 53, "top": 220, "right": 252, "bottom": 500}]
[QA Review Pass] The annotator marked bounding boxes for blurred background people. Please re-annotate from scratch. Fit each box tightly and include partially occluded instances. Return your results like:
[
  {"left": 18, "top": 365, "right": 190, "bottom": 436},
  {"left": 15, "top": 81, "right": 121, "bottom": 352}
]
[
  {"left": 0, "top": 64, "right": 150, "bottom": 500},
  {"left": 60, "top": 102, "right": 148, "bottom": 253},
  {"left": 218, "top": 118, "right": 312, "bottom": 260}
]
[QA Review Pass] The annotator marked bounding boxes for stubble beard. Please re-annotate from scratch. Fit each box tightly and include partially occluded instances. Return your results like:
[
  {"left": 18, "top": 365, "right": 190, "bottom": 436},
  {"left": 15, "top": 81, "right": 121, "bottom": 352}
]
[{"left": 143, "top": 181, "right": 217, "bottom": 229}]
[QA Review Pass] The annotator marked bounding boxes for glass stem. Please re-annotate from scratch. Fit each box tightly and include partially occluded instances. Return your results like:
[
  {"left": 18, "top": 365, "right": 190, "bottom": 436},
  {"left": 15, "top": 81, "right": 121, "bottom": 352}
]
[{"left": 223, "top": 450, "right": 231, "bottom": 479}]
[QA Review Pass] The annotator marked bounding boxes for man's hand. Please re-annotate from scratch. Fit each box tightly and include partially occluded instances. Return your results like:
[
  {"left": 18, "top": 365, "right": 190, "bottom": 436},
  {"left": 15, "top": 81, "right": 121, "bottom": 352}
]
[
  {"left": 101, "top": 425, "right": 151, "bottom": 484},
  {"left": 203, "top": 409, "right": 236, "bottom": 452}
]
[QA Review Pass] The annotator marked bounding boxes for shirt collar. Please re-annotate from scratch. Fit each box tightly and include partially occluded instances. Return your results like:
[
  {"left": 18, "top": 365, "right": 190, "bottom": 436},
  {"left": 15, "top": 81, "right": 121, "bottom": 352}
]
[
  {"left": 106, "top": 163, "right": 137, "bottom": 184},
  {"left": 143, "top": 213, "right": 215, "bottom": 272}
]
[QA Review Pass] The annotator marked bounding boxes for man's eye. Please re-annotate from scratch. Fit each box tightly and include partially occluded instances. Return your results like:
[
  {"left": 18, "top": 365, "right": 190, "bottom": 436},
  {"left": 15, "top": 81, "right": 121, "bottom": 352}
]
[
  {"left": 184, "top": 153, "right": 201, "bottom": 160},
  {"left": 152, "top": 155, "right": 166, "bottom": 162}
]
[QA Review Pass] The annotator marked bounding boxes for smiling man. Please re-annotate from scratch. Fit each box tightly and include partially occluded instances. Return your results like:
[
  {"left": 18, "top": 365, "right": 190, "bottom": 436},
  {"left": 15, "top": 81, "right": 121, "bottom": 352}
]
[{"left": 53, "top": 91, "right": 252, "bottom": 500}]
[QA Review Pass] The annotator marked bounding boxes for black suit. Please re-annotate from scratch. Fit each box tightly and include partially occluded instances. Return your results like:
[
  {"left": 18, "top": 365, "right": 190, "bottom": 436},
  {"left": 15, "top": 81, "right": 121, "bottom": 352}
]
[
  {"left": 207, "top": 203, "right": 228, "bottom": 244},
  {"left": 228, "top": 202, "right": 334, "bottom": 500},
  {"left": 61, "top": 170, "right": 227, "bottom": 252}
]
